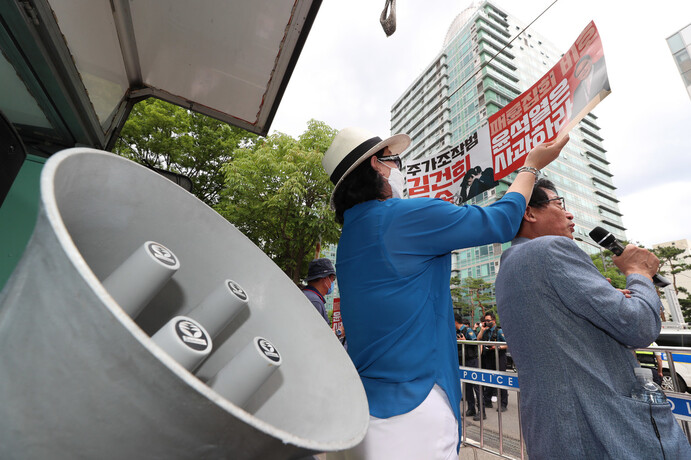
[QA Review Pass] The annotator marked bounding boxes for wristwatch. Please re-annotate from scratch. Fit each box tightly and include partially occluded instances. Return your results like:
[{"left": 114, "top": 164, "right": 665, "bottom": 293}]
[{"left": 515, "top": 166, "right": 540, "bottom": 178}]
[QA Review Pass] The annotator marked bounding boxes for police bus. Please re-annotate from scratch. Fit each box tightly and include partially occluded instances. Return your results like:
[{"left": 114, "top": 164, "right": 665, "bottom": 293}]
[{"left": 637, "top": 327, "right": 691, "bottom": 393}]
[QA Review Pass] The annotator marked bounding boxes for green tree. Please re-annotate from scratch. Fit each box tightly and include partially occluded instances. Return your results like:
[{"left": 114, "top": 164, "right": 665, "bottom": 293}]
[
  {"left": 652, "top": 245, "right": 691, "bottom": 322},
  {"left": 589, "top": 243, "right": 691, "bottom": 322},
  {"left": 450, "top": 276, "right": 473, "bottom": 319},
  {"left": 216, "top": 120, "right": 340, "bottom": 282},
  {"left": 589, "top": 250, "right": 627, "bottom": 289},
  {"left": 113, "top": 98, "right": 255, "bottom": 206},
  {"left": 678, "top": 293, "right": 691, "bottom": 321},
  {"left": 452, "top": 276, "right": 494, "bottom": 325},
  {"left": 652, "top": 245, "right": 691, "bottom": 297}
]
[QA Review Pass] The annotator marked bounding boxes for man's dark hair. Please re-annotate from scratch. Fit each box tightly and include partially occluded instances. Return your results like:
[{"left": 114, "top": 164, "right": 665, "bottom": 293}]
[
  {"left": 462, "top": 318, "right": 471, "bottom": 326},
  {"left": 333, "top": 148, "right": 388, "bottom": 224},
  {"left": 517, "top": 178, "right": 559, "bottom": 233},
  {"left": 454, "top": 313, "right": 463, "bottom": 323},
  {"left": 484, "top": 312, "right": 496, "bottom": 320},
  {"left": 527, "top": 178, "right": 558, "bottom": 208}
]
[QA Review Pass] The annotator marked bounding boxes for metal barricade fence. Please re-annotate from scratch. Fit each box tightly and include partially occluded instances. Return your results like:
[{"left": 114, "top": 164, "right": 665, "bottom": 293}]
[{"left": 458, "top": 340, "right": 691, "bottom": 459}]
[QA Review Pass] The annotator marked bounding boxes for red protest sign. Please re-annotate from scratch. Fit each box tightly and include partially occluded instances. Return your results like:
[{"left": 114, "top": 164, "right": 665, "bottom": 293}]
[
  {"left": 404, "top": 22, "right": 610, "bottom": 203},
  {"left": 332, "top": 298, "right": 342, "bottom": 332},
  {"left": 489, "top": 21, "right": 610, "bottom": 180}
]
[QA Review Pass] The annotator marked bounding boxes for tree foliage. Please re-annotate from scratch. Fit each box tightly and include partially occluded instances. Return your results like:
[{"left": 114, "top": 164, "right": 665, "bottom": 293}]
[
  {"left": 113, "top": 98, "right": 256, "bottom": 206},
  {"left": 216, "top": 120, "right": 340, "bottom": 282},
  {"left": 450, "top": 276, "right": 472, "bottom": 318},
  {"left": 678, "top": 295, "right": 691, "bottom": 321},
  {"left": 451, "top": 276, "right": 494, "bottom": 324},
  {"left": 652, "top": 245, "right": 691, "bottom": 322},
  {"left": 651, "top": 245, "right": 691, "bottom": 296},
  {"left": 589, "top": 250, "right": 627, "bottom": 289},
  {"left": 589, "top": 243, "right": 691, "bottom": 322}
]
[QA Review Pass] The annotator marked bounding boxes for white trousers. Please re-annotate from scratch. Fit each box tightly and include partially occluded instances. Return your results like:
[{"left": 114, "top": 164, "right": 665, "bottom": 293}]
[{"left": 326, "top": 384, "right": 458, "bottom": 460}]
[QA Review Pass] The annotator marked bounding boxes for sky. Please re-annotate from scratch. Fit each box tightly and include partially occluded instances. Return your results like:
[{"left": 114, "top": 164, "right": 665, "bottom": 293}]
[{"left": 270, "top": 0, "right": 691, "bottom": 248}]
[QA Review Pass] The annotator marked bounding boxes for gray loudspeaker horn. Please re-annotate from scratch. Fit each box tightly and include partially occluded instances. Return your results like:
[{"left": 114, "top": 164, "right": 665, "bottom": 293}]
[{"left": 0, "top": 148, "right": 368, "bottom": 459}]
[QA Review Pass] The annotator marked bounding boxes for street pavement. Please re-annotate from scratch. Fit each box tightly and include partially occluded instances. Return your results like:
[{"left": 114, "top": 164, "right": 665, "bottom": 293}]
[{"left": 459, "top": 389, "right": 524, "bottom": 459}]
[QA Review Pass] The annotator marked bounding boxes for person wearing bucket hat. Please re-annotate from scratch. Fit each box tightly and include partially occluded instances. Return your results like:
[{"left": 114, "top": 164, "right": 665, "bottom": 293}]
[
  {"left": 322, "top": 126, "right": 569, "bottom": 460},
  {"left": 302, "top": 258, "right": 336, "bottom": 325}
]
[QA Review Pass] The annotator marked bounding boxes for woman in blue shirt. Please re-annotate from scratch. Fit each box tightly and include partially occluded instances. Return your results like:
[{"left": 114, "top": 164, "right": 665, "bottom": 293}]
[{"left": 322, "top": 127, "right": 568, "bottom": 459}]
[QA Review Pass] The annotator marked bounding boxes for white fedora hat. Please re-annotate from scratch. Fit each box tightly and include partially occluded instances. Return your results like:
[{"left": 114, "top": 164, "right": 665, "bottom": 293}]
[{"left": 323, "top": 127, "right": 411, "bottom": 206}]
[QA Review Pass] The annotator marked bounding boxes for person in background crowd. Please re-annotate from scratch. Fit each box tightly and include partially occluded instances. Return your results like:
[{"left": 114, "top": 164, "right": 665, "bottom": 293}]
[
  {"left": 653, "top": 345, "right": 664, "bottom": 387},
  {"left": 455, "top": 315, "right": 481, "bottom": 418},
  {"left": 302, "top": 258, "right": 336, "bottom": 326},
  {"left": 476, "top": 312, "right": 508, "bottom": 419},
  {"left": 322, "top": 126, "right": 568, "bottom": 459},
  {"left": 495, "top": 178, "right": 691, "bottom": 459},
  {"left": 455, "top": 314, "right": 472, "bottom": 340}
]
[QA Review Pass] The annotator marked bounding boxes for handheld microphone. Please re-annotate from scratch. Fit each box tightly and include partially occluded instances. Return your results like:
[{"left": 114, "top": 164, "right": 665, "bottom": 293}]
[{"left": 588, "top": 226, "right": 670, "bottom": 287}]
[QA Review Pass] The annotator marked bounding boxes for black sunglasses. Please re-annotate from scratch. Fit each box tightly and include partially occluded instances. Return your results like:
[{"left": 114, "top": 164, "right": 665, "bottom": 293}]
[{"left": 379, "top": 155, "right": 403, "bottom": 169}]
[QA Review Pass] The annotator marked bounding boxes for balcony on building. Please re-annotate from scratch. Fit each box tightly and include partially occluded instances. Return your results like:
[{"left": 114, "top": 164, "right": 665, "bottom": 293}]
[
  {"left": 579, "top": 123, "right": 604, "bottom": 142},
  {"left": 476, "top": 25, "right": 510, "bottom": 49},
  {"left": 593, "top": 188, "right": 619, "bottom": 204},
  {"left": 592, "top": 176, "right": 617, "bottom": 192},
  {"left": 579, "top": 116, "right": 601, "bottom": 133},
  {"left": 598, "top": 202, "right": 624, "bottom": 217},
  {"left": 476, "top": 16, "right": 511, "bottom": 39},
  {"left": 588, "top": 162, "right": 613, "bottom": 177},
  {"left": 600, "top": 217, "right": 627, "bottom": 232}
]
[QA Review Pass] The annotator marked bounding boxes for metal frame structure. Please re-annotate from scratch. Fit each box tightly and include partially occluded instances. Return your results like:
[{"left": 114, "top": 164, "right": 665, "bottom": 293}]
[{"left": 0, "top": 0, "right": 322, "bottom": 158}]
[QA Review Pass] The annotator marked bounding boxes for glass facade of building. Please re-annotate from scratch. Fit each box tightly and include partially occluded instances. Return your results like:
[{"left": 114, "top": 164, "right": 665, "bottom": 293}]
[
  {"left": 667, "top": 23, "right": 691, "bottom": 99},
  {"left": 391, "top": 1, "right": 626, "bottom": 304}
]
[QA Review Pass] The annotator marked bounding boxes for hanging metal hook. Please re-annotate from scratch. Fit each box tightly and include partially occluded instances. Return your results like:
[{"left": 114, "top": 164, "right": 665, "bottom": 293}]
[{"left": 380, "top": 0, "right": 396, "bottom": 37}]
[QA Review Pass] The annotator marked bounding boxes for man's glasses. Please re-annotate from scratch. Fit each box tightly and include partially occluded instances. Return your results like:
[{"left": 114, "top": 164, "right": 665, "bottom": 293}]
[
  {"left": 379, "top": 155, "right": 403, "bottom": 169},
  {"left": 534, "top": 196, "right": 566, "bottom": 210}
]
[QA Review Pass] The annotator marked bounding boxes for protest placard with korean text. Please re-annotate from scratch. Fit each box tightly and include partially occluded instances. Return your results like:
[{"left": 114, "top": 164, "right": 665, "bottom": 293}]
[
  {"left": 489, "top": 21, "right": 610, "bottom": 180},
  {"left": 405, "top": 21, "right": 610, "bottom": 203},
  {"left": 406, "top": 126, "right": 494, "bottom": 204}
]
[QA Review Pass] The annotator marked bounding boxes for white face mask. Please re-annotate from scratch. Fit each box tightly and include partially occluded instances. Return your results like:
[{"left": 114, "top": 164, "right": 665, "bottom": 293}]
[{"left": 378, "top": 160, "right": 406, "bottom": 199}]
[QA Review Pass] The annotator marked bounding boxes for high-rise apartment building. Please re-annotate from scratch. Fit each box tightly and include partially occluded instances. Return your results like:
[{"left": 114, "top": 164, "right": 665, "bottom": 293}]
[
  {"left": 667, "top": 23, "right": 691, "bottom": 100},
  {"left": 392, "top": 1, "right": 626, "bottom": 302}
]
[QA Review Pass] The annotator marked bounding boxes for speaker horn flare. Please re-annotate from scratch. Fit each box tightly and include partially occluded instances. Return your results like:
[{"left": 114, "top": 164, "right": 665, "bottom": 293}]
[{"left": 0, "top": 148, "right": 368, "bottom": 459}]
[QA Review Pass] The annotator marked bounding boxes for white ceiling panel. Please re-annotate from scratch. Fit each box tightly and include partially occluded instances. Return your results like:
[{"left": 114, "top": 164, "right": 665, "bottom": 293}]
[
  {"left": 14, "top": 0, "right": 320, "bottom": 143},
  {"left": 50, "top": 0, "right": 130, "bottom": 126}
]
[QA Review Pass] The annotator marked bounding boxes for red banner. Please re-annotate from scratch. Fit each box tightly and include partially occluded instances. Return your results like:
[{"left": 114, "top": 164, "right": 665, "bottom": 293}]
[
  {"left": 332, "top": 298, "right": 342, "bottom": 332},
  {"left": 489, "top": 20, "right": 610, "bottom": 179},
  {"left": 404, "top": 21, "right": 610, "bottom": 204}
]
